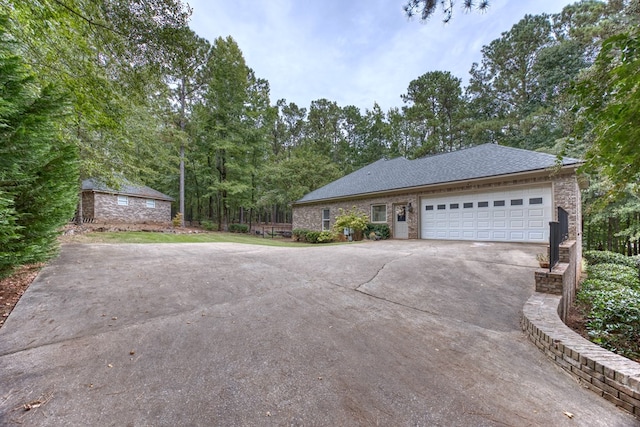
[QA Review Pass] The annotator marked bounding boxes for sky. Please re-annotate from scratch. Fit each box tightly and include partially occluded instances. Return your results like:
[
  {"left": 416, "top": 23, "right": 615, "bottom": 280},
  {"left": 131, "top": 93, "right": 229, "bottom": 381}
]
[{"left": 188, "top": 0, "right": 576, "bottom": 113}]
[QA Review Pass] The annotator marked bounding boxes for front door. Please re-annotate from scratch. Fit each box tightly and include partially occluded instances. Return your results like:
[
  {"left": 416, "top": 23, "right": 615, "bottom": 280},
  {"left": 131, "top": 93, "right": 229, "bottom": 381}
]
[{"left": 394, "top": 204, "right": 408, "bottom": 239}]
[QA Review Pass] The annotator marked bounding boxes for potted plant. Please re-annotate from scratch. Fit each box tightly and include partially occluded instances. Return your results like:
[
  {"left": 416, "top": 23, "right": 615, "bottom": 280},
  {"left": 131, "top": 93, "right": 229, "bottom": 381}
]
[{"left": 536, "top": 253, "right": 550, "bottom": 268}]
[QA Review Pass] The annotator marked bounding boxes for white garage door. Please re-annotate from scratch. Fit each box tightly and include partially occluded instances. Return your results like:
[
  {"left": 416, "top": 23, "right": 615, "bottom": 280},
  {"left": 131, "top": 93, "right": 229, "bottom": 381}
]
[{"left": 420, "top": 186, "right": 552, "bottom": 242}]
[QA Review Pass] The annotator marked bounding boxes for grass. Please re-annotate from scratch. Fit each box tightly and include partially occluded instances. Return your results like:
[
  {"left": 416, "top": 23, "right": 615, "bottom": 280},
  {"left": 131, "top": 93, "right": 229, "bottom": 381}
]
[{"left": 65, "top": 231, "right": 351, "bottom": 247}]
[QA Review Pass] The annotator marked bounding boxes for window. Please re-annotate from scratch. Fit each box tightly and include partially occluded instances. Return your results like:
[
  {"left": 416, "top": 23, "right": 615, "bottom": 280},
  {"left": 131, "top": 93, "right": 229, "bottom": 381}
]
[
  {"left": 371, "top": 205, "right": 387, "bottom": 222},
  {"left": 463, "top": 202, "right": 473, "bottom": 208},
  {"left": 510, "top": 199, "right": 523, "bottom": 206},
  {"left": 117, "top": 195, "right": 128, "bottom": 206},
  {"left": 450, "top": 203, "right": 459, "bottom": 209},
  {"left": 146, "top": 199, "right": 156, "bottom": 208},
  {"left": 478, "top": 201, "right": 489, "bottom": 208},
  {"left": 437, "top": 204, "right": 446, "bottom": 210},
  {"left": 425, "top": 205, "right": 434, "bottom": 211},
  {"left": 494, "top": 200, "right": 505, "bottom": 207},
  {"left": 529, "top": 197, "right": 543, "bottom": 205},
  {"left": 322, "top": 209, "right": 330, "bottom": 231}
]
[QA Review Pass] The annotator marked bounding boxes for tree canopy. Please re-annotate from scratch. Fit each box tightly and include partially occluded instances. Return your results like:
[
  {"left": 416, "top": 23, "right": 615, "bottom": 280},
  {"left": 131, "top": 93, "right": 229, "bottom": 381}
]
[{"left": 3, "top": 0, "right": 640, "bottom": 278}]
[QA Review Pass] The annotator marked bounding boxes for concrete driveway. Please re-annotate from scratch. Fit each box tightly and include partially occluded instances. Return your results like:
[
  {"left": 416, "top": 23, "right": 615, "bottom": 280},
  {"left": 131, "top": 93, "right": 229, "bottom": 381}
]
[{"left": 0, "top": 240, "right": 636, "bottom": 426}]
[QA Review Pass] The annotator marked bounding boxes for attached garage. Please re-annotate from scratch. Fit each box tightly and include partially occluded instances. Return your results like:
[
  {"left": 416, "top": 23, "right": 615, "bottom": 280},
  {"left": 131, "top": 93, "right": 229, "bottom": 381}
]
[
  {"left": 292, "top": 143, "right": 582, "bottom": 246},
  {"left": 421, "top": 186, "right": 552, "bottom": 242}
]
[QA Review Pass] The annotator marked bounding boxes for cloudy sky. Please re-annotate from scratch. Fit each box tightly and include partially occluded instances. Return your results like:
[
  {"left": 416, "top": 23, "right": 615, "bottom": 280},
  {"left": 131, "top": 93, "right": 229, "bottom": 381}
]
[{"left": 188, "top": 0, "right": 575, "bottom": 112}]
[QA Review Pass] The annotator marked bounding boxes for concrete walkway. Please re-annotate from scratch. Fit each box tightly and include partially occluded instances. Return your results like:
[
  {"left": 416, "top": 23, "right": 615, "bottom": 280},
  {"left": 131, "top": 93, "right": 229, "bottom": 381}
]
[{"left": 1, "top": 240, "right": 637, "bottom": 426}]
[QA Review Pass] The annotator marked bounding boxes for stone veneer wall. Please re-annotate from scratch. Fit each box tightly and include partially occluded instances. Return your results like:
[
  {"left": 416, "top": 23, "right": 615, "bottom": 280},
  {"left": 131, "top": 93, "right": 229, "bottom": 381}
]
[
  {"left": 293, "top": 171, "right": 582, "bottom": 241},
  {"left": 90, "top": 192, "right": 172, "bottom": 223}
]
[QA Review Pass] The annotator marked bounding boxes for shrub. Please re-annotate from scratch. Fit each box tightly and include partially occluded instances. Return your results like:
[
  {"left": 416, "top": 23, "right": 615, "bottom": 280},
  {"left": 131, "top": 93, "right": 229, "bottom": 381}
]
[
  {"left": 229, "top": 223, "right": 249, "bottom": 233},
  {"left": 304, "top": 231, "right": 321, "bottom": 243},
  {"left": 172, "top": 213, "right": 183, "bottom": 227},
  {"left": 577, "top": 278, "right": 625, "bottom": 303},
  {"left": 333, "top": 207, "right": 369, "bottom": 239},
  {"left": 292, "top": 228, "right": 311, "bottom": 242},
  {"left": 201, "top": 220, "right": 215, "bottom": 231},
  {"left": 584, "top": 250, "right": 638, "bottom": 269},
  {"left": 584, "top": 286, "right": 640, "bottom": 360},
  {"left": 587, "top": 263, "right": 640, "bottom": 289},
  {"left": 364, "top": 223, "right": 390, "bottom": 240},
  {"left": 316, "top": 231, "right": 335, "bottom": 243}
]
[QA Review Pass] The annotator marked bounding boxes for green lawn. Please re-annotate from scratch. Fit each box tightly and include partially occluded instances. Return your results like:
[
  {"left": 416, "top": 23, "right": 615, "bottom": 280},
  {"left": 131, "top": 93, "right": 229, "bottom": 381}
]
[{"left": 74, "top": 231, "right": 348, "bottom": 247}]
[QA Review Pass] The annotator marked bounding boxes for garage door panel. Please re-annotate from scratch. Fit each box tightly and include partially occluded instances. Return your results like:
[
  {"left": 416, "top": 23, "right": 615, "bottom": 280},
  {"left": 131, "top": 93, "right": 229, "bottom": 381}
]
[
  {"left": 528, "top": 232, "right": 545, "bottom": 241},
  {"left": 421, "top": 186, "right": 552, "bottom": 242}
]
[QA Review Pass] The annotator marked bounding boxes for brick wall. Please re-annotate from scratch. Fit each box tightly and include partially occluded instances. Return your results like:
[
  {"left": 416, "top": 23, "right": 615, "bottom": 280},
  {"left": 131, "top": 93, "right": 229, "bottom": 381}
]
[{"left": 89, "top": 192, "right": 172, "bottom": 224}]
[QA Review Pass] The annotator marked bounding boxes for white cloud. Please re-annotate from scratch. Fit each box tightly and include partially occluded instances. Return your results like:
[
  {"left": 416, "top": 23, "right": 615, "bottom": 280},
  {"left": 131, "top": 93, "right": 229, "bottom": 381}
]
[{"left": 188, "top": 0, "right": 575, "bottom": 113}]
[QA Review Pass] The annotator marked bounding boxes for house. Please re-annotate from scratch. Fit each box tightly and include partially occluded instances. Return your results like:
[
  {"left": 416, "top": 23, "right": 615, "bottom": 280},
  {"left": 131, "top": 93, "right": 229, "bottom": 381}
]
[
  {"left": 81, "top": 179, "right": 174, "bottom": 224},
  {"left": 292, "top": 143, "right": 583, "bottom": 244}
]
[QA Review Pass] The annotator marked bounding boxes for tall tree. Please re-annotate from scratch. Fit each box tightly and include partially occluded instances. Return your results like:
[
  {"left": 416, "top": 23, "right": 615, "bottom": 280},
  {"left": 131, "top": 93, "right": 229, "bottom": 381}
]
[
  {"left": 466, "top": 14, "right": 552, "bottom": 149},
  {"left": 402, "top": 71, "right": 465, "bottom": 155},
  {"left": 165, "top": 27, "right": 212, "bottom": 226},
  {"left": 199, "top": 36, "right": 270, "bottom": 230},
  {"left": 0, "top": 16, "right": 78, "bottom": 276},
  {"left": 305, "top": 98, "right": 344, "bottom": 164}
]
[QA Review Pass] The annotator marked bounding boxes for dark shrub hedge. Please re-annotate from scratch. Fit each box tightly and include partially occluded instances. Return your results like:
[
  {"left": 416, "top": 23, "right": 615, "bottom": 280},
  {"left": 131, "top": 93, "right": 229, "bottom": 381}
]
[
  {"left": 229, "top": 223, "right": 249, "bottom": 233},
  {"left": 584, "top": 250, "right": 638, "bottom": 269},
  {"left": 586, "top": 263, "right": 640, "bottom": 288}
]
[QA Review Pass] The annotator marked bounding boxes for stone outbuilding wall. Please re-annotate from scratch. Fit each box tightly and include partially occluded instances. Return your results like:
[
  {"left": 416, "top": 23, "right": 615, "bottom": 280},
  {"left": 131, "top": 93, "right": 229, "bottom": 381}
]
[{"left": 83, "top": 192, "right": 172, "bottom": 224}]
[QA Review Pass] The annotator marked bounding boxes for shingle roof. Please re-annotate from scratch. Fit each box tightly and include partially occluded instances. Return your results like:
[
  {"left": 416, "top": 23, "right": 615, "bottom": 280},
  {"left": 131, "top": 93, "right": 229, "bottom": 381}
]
[
  {"left": 82, "top": 178, "right": 175, "bottom": 202},
  {"left": 297, "top": 143, "right": 581, "bottom": 204}
]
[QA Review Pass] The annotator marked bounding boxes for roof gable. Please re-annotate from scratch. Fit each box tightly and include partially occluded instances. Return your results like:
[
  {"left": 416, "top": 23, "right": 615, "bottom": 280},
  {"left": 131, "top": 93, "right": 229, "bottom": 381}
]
[
  {"left": 82, "top": 178, "right": 175, "bottom": 202},
  {"left": 297, "top": 144, "right": 580, "bottom": 203}
]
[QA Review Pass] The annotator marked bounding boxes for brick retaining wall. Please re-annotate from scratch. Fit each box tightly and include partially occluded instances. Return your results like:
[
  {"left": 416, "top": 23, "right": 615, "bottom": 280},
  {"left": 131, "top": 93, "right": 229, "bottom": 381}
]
[{"left": 523, "top": 293, "right": 640, "bottom": 417}]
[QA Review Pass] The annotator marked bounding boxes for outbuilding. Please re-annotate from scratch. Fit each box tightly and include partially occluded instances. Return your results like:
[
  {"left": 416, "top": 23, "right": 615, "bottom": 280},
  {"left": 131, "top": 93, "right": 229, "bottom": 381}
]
[
  {"left": 80, "top": 178, "right": 174, "bottom": 224},
  {"left": 292, "top": 144, "right": 582, "bottom": 244}
]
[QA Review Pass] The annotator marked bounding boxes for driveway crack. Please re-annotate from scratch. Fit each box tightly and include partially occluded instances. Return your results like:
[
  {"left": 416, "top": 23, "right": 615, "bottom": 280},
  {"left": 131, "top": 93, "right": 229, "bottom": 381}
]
[{"left": 355, "top": 254, "right": 410, "bottom": 292}]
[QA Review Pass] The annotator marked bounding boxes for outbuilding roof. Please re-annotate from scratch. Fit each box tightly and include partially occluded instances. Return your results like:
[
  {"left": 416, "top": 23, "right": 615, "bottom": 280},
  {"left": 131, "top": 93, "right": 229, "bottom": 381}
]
[
  {"left": 296, "top": 143, "right": 580, "bottom": 204},
  {"left": 82, "top": 178, "right": 175, "bottom": 202}
]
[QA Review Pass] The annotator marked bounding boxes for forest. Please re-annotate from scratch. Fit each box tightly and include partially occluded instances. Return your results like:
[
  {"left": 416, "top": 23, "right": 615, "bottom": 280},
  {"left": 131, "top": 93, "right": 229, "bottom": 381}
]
[{"left": 1, "top": 0, "right": 639, "bottom": 276}]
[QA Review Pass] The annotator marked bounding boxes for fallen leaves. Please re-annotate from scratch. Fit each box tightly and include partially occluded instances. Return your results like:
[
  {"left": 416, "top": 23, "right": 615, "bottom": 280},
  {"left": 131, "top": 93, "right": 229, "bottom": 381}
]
[{"left": 0, "top": 264, "right": 43, "bottom": 328}]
